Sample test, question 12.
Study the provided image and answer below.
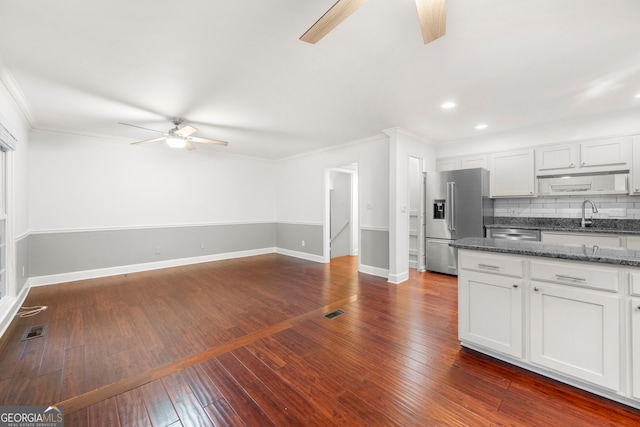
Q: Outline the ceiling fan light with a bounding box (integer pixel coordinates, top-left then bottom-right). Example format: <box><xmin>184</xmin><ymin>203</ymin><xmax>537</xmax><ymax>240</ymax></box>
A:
<box><xmin>166</xmin><ymin>137</ymin><xmax>186</xmax><ymax>148</ymax></box>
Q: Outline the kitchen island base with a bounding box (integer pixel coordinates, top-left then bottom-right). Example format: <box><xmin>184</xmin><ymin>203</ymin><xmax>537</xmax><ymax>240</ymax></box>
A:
<box><xmin>453</xmin><ymin>242</ymin><xmax>640</xmax><ymax>411</ymax></box>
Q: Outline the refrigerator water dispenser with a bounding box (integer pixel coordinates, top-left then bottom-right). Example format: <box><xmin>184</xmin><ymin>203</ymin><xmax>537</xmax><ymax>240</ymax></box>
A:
<box><xmin>433</xmin><ymin>200</ymin><xmax>446</xmax><ymax>219</ymax></box>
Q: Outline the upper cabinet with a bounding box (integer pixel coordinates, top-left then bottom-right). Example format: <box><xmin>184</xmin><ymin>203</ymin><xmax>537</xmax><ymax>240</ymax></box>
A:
<box><xmin>436</xmin><ymin>154</ymin><xmax>487</xmax><ymax>172</ymax></box>
<box><xmin>435</xmin><ymin>135</ymin><xmax>636</xmax><ymax>198</ymax></box>
<box><xmin>489</xmin><ymin>149</ymin><xmax>535</xmax><ymax>198</ymax></box>
<box><xmin>536</xmin><ymin>137</ymin><xmax>632</xmax><ymax>177</ymax></box>
<box><xmin>435</xmin><ymin>158</ymin><xmax>460</xmax><ymax>172</ymax></box>
<box><xmin>536</xmin><ymin>143</ymin><xmax>578</xmax><ymax>173</ymax></box>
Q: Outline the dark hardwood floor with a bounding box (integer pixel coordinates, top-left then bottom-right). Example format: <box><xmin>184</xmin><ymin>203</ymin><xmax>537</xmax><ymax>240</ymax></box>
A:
<box><xmin>1</xmin><ymin>254</ymin><xmax>639</xmax><ymax>426</ymax></box>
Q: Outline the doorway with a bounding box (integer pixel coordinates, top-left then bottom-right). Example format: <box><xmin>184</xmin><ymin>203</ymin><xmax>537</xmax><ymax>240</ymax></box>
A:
<box><xmin>324</xmin><ymin>163</ymin><xmax>359</xmax><ymax>263</ymax></box>
<box><xmin>408</xmin><ymin>156</ymin><xmax>425</xmax><ymax>271</ymax></box>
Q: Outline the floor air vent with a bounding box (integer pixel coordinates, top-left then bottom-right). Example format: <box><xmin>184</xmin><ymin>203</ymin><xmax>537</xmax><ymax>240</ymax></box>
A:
<box><xmin>22</xmin><ymin>325</ymin><xmax>47</xmax><ymax>341</ymax></box>
<box><xmin>324</xmin><ymin>309</ymin><xmax>344</xmax><ymax>319</ymax></box>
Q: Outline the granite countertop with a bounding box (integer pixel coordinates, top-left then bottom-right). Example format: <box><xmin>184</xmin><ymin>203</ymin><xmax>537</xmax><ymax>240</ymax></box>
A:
<box><xmin>486</xmin><ymin>218</ymin><xmax>640</xmax><ymax>235</ymax></box>
<box><xmin>451</xmin><ymin>237</ymin><xmax>640</xmax><ymax>267</ymax></box>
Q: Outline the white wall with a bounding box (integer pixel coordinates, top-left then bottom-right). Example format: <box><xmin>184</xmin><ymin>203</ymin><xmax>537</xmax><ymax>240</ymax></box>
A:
<box><xmin>435</xmin><ymin>108</ymin><xmax>640</xmax><ymax>158</ymax></box>
<box><xmin>28</xmin><ymin>131</ymin><xmax>277</xmax><ymax>232</ymax></box>
<box><xmin>275</xmin><ymin>135</ymin><xmax>390</xmax><ymax>229</ymax></box>
<box><xmin>0</xmin><ymin>82</ymin><xmax>30</xmax><ymax>237</ymax></box>
<box><xmin>387</xmin><ymin>129</ymin><xmax>436</xmax><ymax>283</ymax></box>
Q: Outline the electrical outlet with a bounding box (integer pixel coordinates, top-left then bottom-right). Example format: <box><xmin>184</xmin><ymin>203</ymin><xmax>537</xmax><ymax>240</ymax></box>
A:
<box><xmin>201</xmin><ymin>242</ymin><xmax>205</xmax><ymax>249</ymax></box>
<box><xmin>301</xmin><ymin>240</ymin><xmax>305</xmax><ymax>247</ymax></box>
<box><xmin>509</xmin><ymin>208</ymin><xmax>518</xmax><ymax>216</ymax></box>
<box><xmin>21</xmin><ymin>266</ymin><xmax>25</xmax><ymax>277</ymax></box>
<box><xmin>155</xmin><ymin>247</ymin><xmax>161</xmax><ymax>255</ymax></box>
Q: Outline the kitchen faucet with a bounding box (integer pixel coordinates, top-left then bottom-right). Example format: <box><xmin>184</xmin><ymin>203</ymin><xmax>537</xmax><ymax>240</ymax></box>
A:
<box><xmin>581</xmin><ymin>199</ymin><xmax>598</xmax><ymax>228</ymax></box>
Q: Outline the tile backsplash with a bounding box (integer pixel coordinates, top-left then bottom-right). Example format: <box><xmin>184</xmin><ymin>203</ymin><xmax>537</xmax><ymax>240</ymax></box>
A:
<box><xmin>494</xmin><ymin>195</ymin><xmax>640</xmax><ymax>219</ymax></box>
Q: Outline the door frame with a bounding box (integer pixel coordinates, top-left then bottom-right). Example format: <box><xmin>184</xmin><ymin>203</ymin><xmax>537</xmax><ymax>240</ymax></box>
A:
<box><xmin>323</xmin><ymin>163</ymin><xmax>359</xmax><ymax>263</ymax></box>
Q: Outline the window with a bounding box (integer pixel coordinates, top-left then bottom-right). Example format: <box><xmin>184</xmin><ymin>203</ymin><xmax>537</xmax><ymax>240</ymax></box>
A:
<box><xmin>0</xmin><ymin>150</ymin><xmax>5</xmax><ymax>300</ymax></box>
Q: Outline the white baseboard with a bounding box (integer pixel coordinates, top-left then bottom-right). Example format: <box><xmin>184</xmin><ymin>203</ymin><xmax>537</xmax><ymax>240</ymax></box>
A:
<box><xmin>0</xmin><ymin>283</ymin><xmax>30</xmax><ymax>339</ymax></box>
<box><xmin>29</xmin><ymin>248</ymin><xmax>277</xmax><ymax>287</ymax></box>
<box><xmin>387</xmin><ymin>271</ymin><xmax>409</xmax><ymax>284</ymax></box>
<box><xmin>358</xmin><ymin>264</ymin><xmax>389</xmax><ymax>279</ymax></box>
<box><xmin>275</xmin><ymin>248</ymin><xmax>325</xmax><ymax>263</ymax></box>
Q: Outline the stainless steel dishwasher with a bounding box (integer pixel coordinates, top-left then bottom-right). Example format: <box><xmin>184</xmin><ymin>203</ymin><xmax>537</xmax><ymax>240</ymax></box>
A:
<box><xmin>486</xmin><ymin>228</ymin><xmax>541</xmax><ymax>241</ymax></box>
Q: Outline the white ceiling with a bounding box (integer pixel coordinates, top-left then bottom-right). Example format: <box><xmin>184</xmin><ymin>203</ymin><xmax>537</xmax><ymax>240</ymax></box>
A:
<box><xmin>1</xmin><ymin>0</ymin><xmax>639</xmax><ymax>159</ymax></box>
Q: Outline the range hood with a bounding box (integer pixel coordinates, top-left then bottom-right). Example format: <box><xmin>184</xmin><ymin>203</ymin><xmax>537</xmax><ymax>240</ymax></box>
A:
<box><xmin>538</xmin><ymin>171</ymin><xmax>628</xmax><ymax>196</ymax></box>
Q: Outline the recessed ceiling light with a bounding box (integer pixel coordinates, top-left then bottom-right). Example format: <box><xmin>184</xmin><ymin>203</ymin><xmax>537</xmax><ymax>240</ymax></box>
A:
<box><xmin>475</xmin><ymin>124</ymin><xmax>488</xmax><ymax>130</ymax></box>
<box><xmin>441</xmin><ymin>102</ymin><xmax>456</xmax><ymax>109</ymax></box>
<box><xmin>636</xmin><ymin>93</ymin><xmax>640</xmax><ymax>98</ymax></box>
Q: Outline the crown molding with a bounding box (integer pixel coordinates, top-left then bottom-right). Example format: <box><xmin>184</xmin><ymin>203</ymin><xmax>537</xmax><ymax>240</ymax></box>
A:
<box><xmin>0</xmin><ymin>54</ymin><xmax>37</xmax><ymax>128</ymax></box>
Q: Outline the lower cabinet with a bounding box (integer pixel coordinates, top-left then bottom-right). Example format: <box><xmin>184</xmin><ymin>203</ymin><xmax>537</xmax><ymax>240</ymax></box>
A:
<box><xmin>529</xmin><ymin>282</ymin><xmax>620</xmax><ymax>391</ymax></box>
<box><xmin>457</xmin><ymin>249</ymin><xmax>633</xmax><ymax>406</ymax></box>
<box><xmin>458</xmin><ymin>271</ymin><xmax>523</xmax><ymax>358</ymax></box>
<box><xmin>632</xmin><ymin>298</ymin><xmax>640</xmax><ymax>400</ymax></box>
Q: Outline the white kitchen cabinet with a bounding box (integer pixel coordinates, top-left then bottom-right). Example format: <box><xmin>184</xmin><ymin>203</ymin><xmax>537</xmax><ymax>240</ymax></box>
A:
<box><xmin>436</xmin><ymin>154</ymin><xmax>488</xmax><ymax>172</ymax></box>
<box><xmin>458</xmin><ymin>251</ymin><xmax>524</xmax><ymax>358</ymax></box>
<box><xmin>489</xmin><ymin>149</ymin><xmax>535</xmax><ymax>198</ymax></box>
<box><xmin>541</xmin><ymin>231</ymin><xmax>623</xmax><ymax>248</ymax></box>
<box><xmin>580</xmin><ymin>137</ymin><xmax>631</xmax><ymax>170</ymax></box>
<box><xmin>529</xmin><ymin>277</ymin><xmax>620</xmax><ymax>391</ymax></box>
<box><xmin>536</xmin><ymin>143</ymin><xmax>578</xmax><ymax>173</ymax></box>
<box><xmin>460</xmin><ymin>154</ymin><xmax>488</xmax><ymax>170</ymax></box>
<box><xmin>535</xmin><ymin>137</ymin><xmax>632</xmax><ymax>177</ymax></box>
<box><xmin>631</xmin><ymin>274</ymin><xmax>640</xmax><ymax>400</ymax></box>
<box><xmin>631</xmin><ymin>298</ymin><xmax>640</xmax><ymax>400</ymax></box>
<box><xmin>458</xmin><ymin>271</ymin><xmax>523</xmax><ymax>358</ymax></box>
<box><xmin>631</xmin><ymin>136</ymin><xmax>640</xmax><ymax>194</ymax></box>
<box><xmin>436</xmin><ymin>158</ymin><xmax>460</xmax><ymax>172</ymax></box>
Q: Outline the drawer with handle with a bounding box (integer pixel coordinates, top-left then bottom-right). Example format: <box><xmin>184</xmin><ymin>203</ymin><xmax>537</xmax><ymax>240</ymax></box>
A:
<box><xmin>459</xmin><ymin>250</ymin><xmax>524</xmax><ymax>278</ymax></box>
<box><xmin>530</xmin><ymin>259</ymin><xmax>618</xmax><ymax>292</ymax></box>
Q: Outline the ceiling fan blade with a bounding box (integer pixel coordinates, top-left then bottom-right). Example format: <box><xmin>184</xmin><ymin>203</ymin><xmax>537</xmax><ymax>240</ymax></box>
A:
<box><xmin>187</xmin><ymin>136</ymin><xmax>229</xmax><ymax>146</ymax></box>
<box><xmin>175</xmin><ymin>125</ymin><xmax>198</xmax><ymax>137</ymax></box>
<box><xmin>300</xmin><ymin>0</ymin><xmax>368</xmax><ymax>44</ymax></box>
<box><xmin>415</xmin><ymin>0</ymin><xmax>446</xmax><ymax>44</ymax></box>
<box><xmin>119</xmin><ymin>122</ymin><xmax>165</xmax><ymax>134</ymax></box>
<box><xmin>184</xmin><ymin>141</ymin><xmax>196</xmax><ymax>151</ymax></box>
<box><xmin>130</xmin><ymin>137</ymin><xmax>165</xmax><ymax>145</ymax></box>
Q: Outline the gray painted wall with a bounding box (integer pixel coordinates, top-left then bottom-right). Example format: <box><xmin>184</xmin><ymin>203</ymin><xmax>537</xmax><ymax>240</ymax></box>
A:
<box><xmin>276</xmin><ymin>223</ymin><xmax>323</xmax><ymax>256</ymax></box>
<box><xmin>28</xmin><ymin>223</ymin><xmax>276</xmax><ymax>277</ymax></box>
<box><xmin>361</xmin><ymin>229</ymin><xmax>389</xmax><ymax>269</ymax></box>
<box><xmin>22</xmin><ymin>221</ymin><xmax>386</xmax><ymax>281</ymax></box>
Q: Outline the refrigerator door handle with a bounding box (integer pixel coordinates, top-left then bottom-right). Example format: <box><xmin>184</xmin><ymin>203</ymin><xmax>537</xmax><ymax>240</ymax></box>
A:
<box><xmin>447</xmin><ymin>182</ymin><xmax>456</xmax><ymax>231</ymax></box>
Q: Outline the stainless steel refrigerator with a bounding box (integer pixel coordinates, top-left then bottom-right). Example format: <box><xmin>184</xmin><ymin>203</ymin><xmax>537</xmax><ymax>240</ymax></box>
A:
<box><xmin>425</xmin><ymin>168</ymin><xmax>493</xmax><ymax>275</ymax></box>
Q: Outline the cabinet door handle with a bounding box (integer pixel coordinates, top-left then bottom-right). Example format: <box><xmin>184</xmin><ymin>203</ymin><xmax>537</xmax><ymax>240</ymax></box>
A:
<box><xmin>478</xmin><ymin>264</ymin><xmax>500</xmax><ymax>270</ymax></box>
<box><xmin>534</xmin><ymin>287</ymin><xmax>540</xmax><ymax>292</ymax></box>
<box><xmin>513</xmin><ymin>284</ymin><xmax>519</xmax><ymax>288</ymax></box>
<box><xmin>555</xmin><ymin>274</ymin><xmax>586</xmax><ymax>282</ymax></box>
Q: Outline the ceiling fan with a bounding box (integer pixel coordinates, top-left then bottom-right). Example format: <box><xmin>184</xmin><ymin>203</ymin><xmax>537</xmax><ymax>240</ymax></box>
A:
<box><xmin>119</xmin><ymin>118</ymin><xmax>229</xmax><ymax>151</ymax></box>
<box><xmin>300</xmin><ymin>0</ymin><xmax>446</xmax><ymax>45</ymax></box>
